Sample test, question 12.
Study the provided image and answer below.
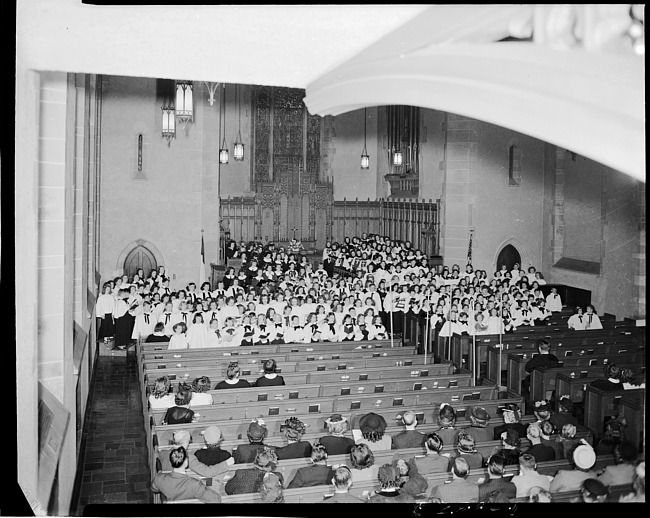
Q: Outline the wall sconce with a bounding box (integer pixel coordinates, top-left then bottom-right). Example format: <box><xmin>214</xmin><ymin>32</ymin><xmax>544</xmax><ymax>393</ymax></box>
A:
<box><xmin>175</xmin><ymin>81</ymin><xmax>193</xmax><ymax>128</ymax></box>
<box><xmin>219</xmin><ymin>83</ymin><xmax>229</xmax><ymax>164</ymax></box>
<box><xmin>161</xmin><ymin>105</ymin><xmax>175</xmax><ymax>146</ymax></box>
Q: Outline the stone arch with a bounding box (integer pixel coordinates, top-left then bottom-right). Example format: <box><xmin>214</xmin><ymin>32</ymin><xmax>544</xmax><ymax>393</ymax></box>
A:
<box><xmin>493</xmin><ymin>238</ymin><xmax>532</xmax><ymax>274</ymax></box>
<box><xmin>114</xmin><ymin>239</ymin><xmax>166</xmax><ymax>278</ymax></box>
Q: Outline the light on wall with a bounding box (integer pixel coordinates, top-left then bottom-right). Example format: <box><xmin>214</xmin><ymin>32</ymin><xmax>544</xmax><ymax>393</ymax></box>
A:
<box><xmin>234</xmin><ymin>84</ymin><xmax>244</xmax><ymax>161</ymax></box>
<box><xmin>393</xmin><ymin>150</ymin><xmax>403</xmax><ymax>166</ymax></box>
<box><xmin>219</xmin><ymin>83</ymin><xmax>229</xmax><ymax>164</ymax></box>
<box><xmin>161</xmin><ymin>105</ymin><xmax>175</xmax><ymax>145</ymax></box>
<box><xmin>361</xmin><ymin>107</ymin><xmax>370</xmax><ymax>170</ymax></box>
<box><xmin>175</xmin><ymin>81</ymin><xmax>193</xmax><ymax>127</ymax></box>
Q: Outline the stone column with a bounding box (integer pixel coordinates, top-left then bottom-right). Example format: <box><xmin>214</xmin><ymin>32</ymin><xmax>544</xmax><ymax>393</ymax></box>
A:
<box><xmin>633</xmin><ymin>182</ymin><xmax>646</xmax><ymax>319</ymax></box>
<box><xmin>551</xmin><ymin>147</ymin><xmax>566</xmax><ymax>264</ymax></box>
<box><xmin>440</xmin><ymin>113</ymin><xmax>479</xmax><ymax>266</ymax></box>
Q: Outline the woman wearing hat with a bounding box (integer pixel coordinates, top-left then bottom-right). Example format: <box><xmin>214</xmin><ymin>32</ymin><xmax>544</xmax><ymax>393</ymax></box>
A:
<box><xmin>466</xmin><ymin>406</ymin><xmax>492</xmax><ymax>443</ymax></box>
<box><xmin>233</xmin><ymin>418</ymin><xmax>273</xmax><ymax>464</ymax></box>
<box><xmin>367</xmin><ymin>464</ymin><xmax>416</xmax><ymax>503</ymax></box>
<box><xmin>492</xmin><ymin>403</ymin><xmax>527</xmax><ymax>442</ymax></box>
<box><xmin>351</xmin><ymin>412</ymin><xmax>392</xmax><ymax>451</ymax></box>
<box><xmin>435</xmin><ymin>403</ymin><xmax>458</xmax><ymax>446</ymax></box>
<box><xmin>453</xmin><ymin>431</ymin><xmax>484</xmax><ymax>470</ymax></box>
<box><xmin>275</xmin><ymin>417</ymin><xmax>312</xmax><ymax>460</ymax></box>
<box><xmin>493</xmin><ymin>428</ymin><xmax>523</xmax><ymax>466</ymax></box>
<box><xmin>571</xmin><ymin>478</ymin><xmax>610</xmax><ymax>503</ymax></box>
<box><xmin>549</xmin><ymin>395</ymin><xmax>578</xmax><ymax>430</ymax></box>
<box><xmin>549</xmin><ymin>440</ymin><xmax>598</xmax><ymax>493</ymax></box>
<box><xmin>319</xmin><ymin>414</ymin><xmax>355</xmax><ymax>456</ymax></box>
<box><xmin>224</xmin><ymin>446</ymin><xmax>284</xmax><ymax>495</ymax></box>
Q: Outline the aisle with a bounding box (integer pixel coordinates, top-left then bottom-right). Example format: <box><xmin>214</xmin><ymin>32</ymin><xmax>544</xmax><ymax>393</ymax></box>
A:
<box><xmin>73</xmin><ymin>352</ymin><xmax>152</xmax><ymax>513</ymax></box>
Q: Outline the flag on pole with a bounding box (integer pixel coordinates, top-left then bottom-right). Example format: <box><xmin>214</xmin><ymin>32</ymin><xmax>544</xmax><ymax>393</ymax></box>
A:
<box><xmin>199</xmin><ymin>232</ymin><xmax>206</xmax><ymax>285</ymax></box>
<box><xmin>467</xmin><ymin>230</ymin><xmax>473</xmax><ymax>266</ymax></box>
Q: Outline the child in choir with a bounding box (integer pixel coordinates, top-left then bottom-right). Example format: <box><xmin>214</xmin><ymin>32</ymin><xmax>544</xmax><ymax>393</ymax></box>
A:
<box><xmin>303</xmin><ymin>313</ymin><xmax>320</xmax><ymax>343</ymax></box>
<box><xmin>206</xmin><ymin>319</ymin><xmax>223</xmax><ymax>348</ymax></box>
<box><xmin>145</xmin><ymin>322</ymin><xmax>169</xmax><ymax>343</ymax></box>
<box><xmin>532</xmin><ymin>299</ymin><xmax>552</xmax><ymax>323</ymax></box>
<box><xmin>354</xmin><ymin>314</ymin><xmax>370</xmax><ymax>341</ymax></box>
<box><xmin>583</xmin><ymin>305</ymin><xmax>603</xmax><ymax>330</ymax></box>
<box><xmin>545</xmin><ymin>287</ymin><xmax>563</xmax><ymax>312</ymax></box>
<box><xmin>186</xmin><ymin>313</ymin><xmax>209</xmax><ymax>349</ymax></box>
<box><xmin>199</xmin><ymin>281</ymin><xmax>212</xmax><ymax>300</ymax></box>
<box><xmin>254</xmin><ymin>314</ymin><xmax>272</xmax><ymax>345</ymax></box>
<box><xmin>514</xmin><ymin>300</ymin><xmax>535</xmax><ymax>327</ymax></box>
<box><xmin>339</xmin><ymin>315</ymin><xmax>356</xmax><ymax>341</ymax></box>
<box><xmin>368</xmin><ymin>315</ymin><xmax>388</xmax><ymax>340</ymax></box>
<box><xmin>177</xmin><ymin>300</ymin><xmax>192</xmax><ymax>328</ymax></box>
<box><xmin>131</xmin><ymin>300</ymin><xmax>155</xmax><ymax>342</ymax></box>
<box><xmin>471</xmin><ymin>312</ymin><xmax>489</xmax><ymax>335</ymax></box>
<box><xmin>185</xmin><ymin>282</ymin><xmax>199</xmax><ymax>305</ymax></box>
<box><xmin>168</xmin><ymin>322</ymin><xmax>189</xmax><ymax>350</ymax></box>
<box><xmin>240</xmin><ymin>315</ymin><xmax>255</xmax><ymax>346</ymax></box>
<box><xmin>567</xmin><ymin>306</ymin><xmax>585</xmax><ymax>331</ymax></box>
<box><xmin>159</xmin><ymin>301</ymin><xmax>176</xmax><ymax>336</ymax></box>
<box><xmin>220</xmin><ymin>316</ymin><xmax>242</xmax><ymax>347</ymax></box>
<box><xmin>270</xmin><ymin>313</ymin><xmax>286</xmax><ymax>344</ymax></box>
<box><xmin>112</xmin><ymin>289</ymin><xmax>134</xmax><ymax>349</ymax></box>
<box><xmin>203</xmin><ymin>300</ymin><xmax>220</xmax><ymax>329</ymax></box>
<box><xmin>319</xmin><ymin>312</ymin><xmax>339</xmax><ymax>342</ymax></box>
<box><xmin>284</xmin><ymin>315</ymin><xmax>304</xmax><ymax>344</ymax></box>
<box><xmin>438</xmin><ymin>311</ymin><xmax>461</xmax><ymax>337</ymax></box>
<box><xmin>96</xmin><ymin>282</ymin><xmax>116</xmax><ymax>342</ymax></box>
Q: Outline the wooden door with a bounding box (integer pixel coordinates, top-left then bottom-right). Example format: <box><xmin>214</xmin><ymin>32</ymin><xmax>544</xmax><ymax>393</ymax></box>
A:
<box><xmin>496</xmin><ymin>244</ymin><xmax>521</xmax><ymax>272</ymax></box>
<box><xmin>123</xmin><ymin>245</ymin><xmax>157</xmax><ymax>279</ymax></box>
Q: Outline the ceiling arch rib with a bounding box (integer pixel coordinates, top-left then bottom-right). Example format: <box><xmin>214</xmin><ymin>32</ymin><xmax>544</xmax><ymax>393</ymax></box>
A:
<box><xmin>304</xmin><ymin>43</ymin><xmax>645</xmax><ymax>183</ymax></box>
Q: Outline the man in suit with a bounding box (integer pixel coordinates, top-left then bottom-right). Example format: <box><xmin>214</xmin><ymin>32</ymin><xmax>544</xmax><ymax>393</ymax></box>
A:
<box><xmin>524</xmin><ymin>423</ymin><xmax>556</xmax><ymax>463</ymax></box>
<box><xmin>521</xmin><ymin>339</ymin><xmax>559</xmax><ymax>401</ymax></box>
<box><xmin>478</xmin><ymin>454</ymin><xmax>517</xmax><ymax>502</ymax></box>
<box><xmin>287</xmin><ymin>442</ymin><xmax>335</xmax><ymax>488</ymax></box>
<box><xmin>414</xmin><ymin>433</ymin><xmax>451</xmax><ymax>474</ymax></box>
<box><xmin>151</xmin><ymin>447</ymin><xmax>222</xmax><ymax>503</ymax></box>
<box><xmin>323</xmin><ymin>466</ymin><xmax>365</xmax><ymax>503</ymax></box>
<box><xmin>392</xmin><ymin>410</ymin><xmax>426</xmax><ymax>449</ymax></box>
<box><xmin>429</xmin><ymin>457</ymin><xmax>479</xmax><ymax>503</ymax></box>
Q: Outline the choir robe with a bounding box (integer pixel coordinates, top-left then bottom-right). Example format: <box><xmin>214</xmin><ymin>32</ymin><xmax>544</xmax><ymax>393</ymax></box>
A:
<box><xmin>202</xmin><ymin>310</ymin><xmax>220</xmax><ymax>328</ymax></box>
<box><xmin>113</xmin><ymin>298</ymin><xmax>134</xmax><ymax>347</ymax></box>
<box><xmin>284</xmin><ymin>325</ymin><xmax>307</xmax><ymax>344</ymax></box>
<box><xmin>159</xmin><ymin>312</ymin><xmax>176</xmax><ymax>336</ymax></box>
<box><xmin>318</xmin><ymin>322</ymin><xmax>339</xmax><ymax>342</ymax></box>
<box><xmin>131</xmin><ymin>311</ymin><xmax>155</xmax><ymax>340</ymax></box>
<box><xmin>96</xmin><ymin>293</ymin><xmax>116</xmax><ymax>339</ymax></box>
<box><xmin>567</xmin><ymin>313</ymin><xmax>586</xmax><ymax>331</ymax></box>
<box><xmin>367</xmin><ymin>323</ymin><xmax>388</xmax><ymax>340</ymax></box>
<box><xmin>186</xmin><ymin>323</ymin><xmax>209</xmax><ymax>349</ymax></box>
<box><xmin>168</xmin><ymin>333</ymin><xmax>189</xmax><ymax>350</ymax></box>
<box><xmin>545</xmin><ymin>292</ymin><xmax>563</xmax><ymax>312</ymax></box>
<box><xmin>206</xmin><ymin>329</ymin><xmax>222</xmax><ymax>348</ymax></box>
<box><xmin>583</xmin><ymin>313</ymin><xmax>603</xmax><ymax>330</ymax></box>
<box><xmin>220</xmin><ymin>326</ymin><xmax>243</xmax><ymax>347</ymax></box>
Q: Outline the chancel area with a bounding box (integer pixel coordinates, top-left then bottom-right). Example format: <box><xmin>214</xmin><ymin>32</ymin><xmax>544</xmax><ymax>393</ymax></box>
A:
<box><xmin>14</xmin><ymin>2</ymin><xmax>645</xmax><ymax>515</ymax></box>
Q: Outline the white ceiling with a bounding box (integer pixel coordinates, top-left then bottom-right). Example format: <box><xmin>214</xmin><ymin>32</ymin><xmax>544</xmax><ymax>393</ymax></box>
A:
<box><xmin>17</xmin><ymin>0</ymin><xmax>429</xmax><ymax>88</ymax></box>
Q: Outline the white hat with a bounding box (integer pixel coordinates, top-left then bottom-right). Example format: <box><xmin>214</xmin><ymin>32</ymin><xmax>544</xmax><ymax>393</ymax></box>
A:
<box><xmin>573</xmin><ymin>444</ymin><xmax>596</xmax><ymax>470</ymax></box>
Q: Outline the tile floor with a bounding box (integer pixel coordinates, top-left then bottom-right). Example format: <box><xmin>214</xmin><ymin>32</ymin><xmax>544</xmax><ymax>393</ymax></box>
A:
<box><xmin>74</xmin><ymin>351</ymin><xmax>152</xmax><ymax>514</ymax></box>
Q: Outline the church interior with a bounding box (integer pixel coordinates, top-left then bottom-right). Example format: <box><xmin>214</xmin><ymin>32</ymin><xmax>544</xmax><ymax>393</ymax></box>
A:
<box><xmin>14</xmin><ymin>2</ymin><xmax>645</xmax><ymax>514</ymax></box>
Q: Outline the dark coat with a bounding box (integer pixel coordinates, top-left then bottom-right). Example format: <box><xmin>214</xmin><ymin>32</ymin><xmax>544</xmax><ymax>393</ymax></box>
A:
<box><xmin>224</xmin><ymin>467</ymin><xmax>284</xmax><ymax>495</ymax></box>
<box><xmin>275</xmin><ymin>441</ymin><xmax>312</xmax><ymax>460</ymax></box>
<box><xmin>287</xmin><ymin>464</ymin><xmax>335</xmax><ymax>489</ymax></box>
<box><xmin>318</xmin><ymin>435</ymin><xmax>356</xmax><ymax>456</ymax></box>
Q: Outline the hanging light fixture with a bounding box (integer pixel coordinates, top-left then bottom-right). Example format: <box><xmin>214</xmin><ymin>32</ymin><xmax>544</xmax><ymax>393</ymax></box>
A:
<box><xmin>361</xmin><ymin>108</ymin><xmax>370</xmax><ymax>170</ymax></box>
<box><xmin>219</xmin><ymin>84</ymin><xmax>229</xmax><ymax>164</ymax></box>
<box><xmin>161</xmin><ymin>104</ymin><xmax>175</xmax><ymax>146</ymax></box>
<box><xmin>233</xmin><ymin>84</ymin><xmax>245</xmax><ymax>161</ymax></box>
<box><xmin>175</xmin><ymin>80</ymin><xmax>193</xmax><ymax>128</ymax></box>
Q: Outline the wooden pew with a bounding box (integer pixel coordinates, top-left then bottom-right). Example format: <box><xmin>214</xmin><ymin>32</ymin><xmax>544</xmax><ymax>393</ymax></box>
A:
<box><xmin>528</xmin><ymin>351</ymin><xmax>642</xmax><ymax>402</ymax></box>
<box><xmin>149</xmin><ymin>385</ymin><xmax>499</xmax><ymax>425</ymax></box>
<box><xmin>583</xmin><ymin>385</ymin><xmax>646</xmax><ymax>442</ymax></box>
<box><xmin>146</xmin><ymin>373</ymin><xmax>474</xmax><ymax>406</ymax></box>
<box><xmin>151</xmin><ymin>396</ymin><xmax>525</xmax><ymax>446</ymax></box>
<box><xmin>159</xmin><ymin>453</ymin><xmax>616</xmax><ymax>503</ymax></box>
<box><xmin>448</xmin><ymin>325</ymin><xmax>644</xmax><ymax>378</ymax></box>
<box><xmin>507</xmin><ymin>351</ymin><xmax>641</xmax><ymax>399</ymax></box>
<box><xmin>485</xmin><ymin>341</ymin><xmax>643</xmax><ymax>385</ymax></box>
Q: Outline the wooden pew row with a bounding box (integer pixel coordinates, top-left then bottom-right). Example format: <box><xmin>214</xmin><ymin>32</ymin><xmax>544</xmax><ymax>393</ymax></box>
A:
<box><xmin>149</xmin><ymin>385</ymin><xmax>500</xmax><ymax>425</ymax></box>
<box><xmin>442</xmin><ymin>325</ymin><xmax>644</xmax><ymax>374</ymax></box>
<box><xmin>143</xmin><ymin>355</ymin><xmax>432</xmax><ymax>383</ymax></box>
<box><xmin>146</xmin><ymin>373</ymin><xmax>474</xmax><ymax>405</ymax></box>
<box><xmin>155</xmin><ymin>415</ymin><xmax>551</xmax><ymax>458</ymax></box>
<box><xmin>485</xmin><ymin>341</ymin><xmax>644</xmax><ymax>385</ymax></box>
<box><xmin>141</xmin><ymin>338</ymin><xmax>400</xmax><ymax>360</ymax></box>
<box><xmin>511</xmin><ymin>483</ymin><xmax>634</xmax><ymax>503</ymax></box>
<box><xmin>507</xmin><ymin>350</ymin><xmax>642</xmax><ymax>399</ymax></box>
<box><xmin>160</xmin><ymin>454</ymin><xmax>616</xmax><ymax>504</ymax></box>
<box><xmin>527</xmin><ymin>351</ymin><xmax>643</xmax><ymax>402</ymax></box>
<box><xmin>141</xmin><ymin>346</ymin><xmax>421</xmax><ymax>374</ymax></box>
<box><xmin>583</xmin><ymin>385</ymin><xmax>646</xmax><ymax>444</ymax></box>
<box><xmin>144</xmin><ymin>363</ymin><xmax>456</xmax><ymax>395</ymax></box>
<box><xmin>150</xmin><ymin>396</ymin><xmax>525</xmax><ymax>447</ymax></box>
<box><xmin>555</xmin><ymin>370</ymin><xmax>646</xmax><ymax>404</ymax></box>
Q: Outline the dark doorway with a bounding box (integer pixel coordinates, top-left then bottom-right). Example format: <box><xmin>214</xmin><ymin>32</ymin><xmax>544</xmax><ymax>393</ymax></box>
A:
<box><xmin>123</xmin><ymin>245</ymin><xmax>157</xmax><ymax>279</ymax></box>
<box><xmin>496</xmin><ymin>244</ymin><xmax>521</xmax><ymax>272</ymax></box>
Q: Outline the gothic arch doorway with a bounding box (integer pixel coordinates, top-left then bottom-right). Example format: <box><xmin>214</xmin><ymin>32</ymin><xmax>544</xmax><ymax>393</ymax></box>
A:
<box><xmin>123</xmin><ymin>245</ymin><xmax>158</xmax><ymax>279</ymax></box>
<box><xmin>496</xmin><ymin>244</ymin><xmax>521</xmax><ymax>272</ymax></box>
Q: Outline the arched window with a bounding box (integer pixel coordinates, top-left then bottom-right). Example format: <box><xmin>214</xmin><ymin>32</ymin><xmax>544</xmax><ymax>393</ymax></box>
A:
<box><xmin>508</xmin><ymin>144</ymin><xmax>521</xmax><ymax>186</ymax></box>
